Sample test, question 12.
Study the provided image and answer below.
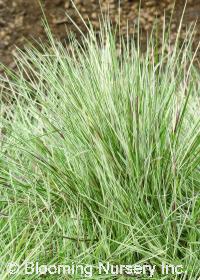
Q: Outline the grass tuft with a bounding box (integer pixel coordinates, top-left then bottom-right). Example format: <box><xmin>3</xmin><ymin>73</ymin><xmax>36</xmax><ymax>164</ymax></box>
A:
<box><xmin>0</xmin><ymin>16</ymin><xmax>200</xmax><ymax>279</ymax></box>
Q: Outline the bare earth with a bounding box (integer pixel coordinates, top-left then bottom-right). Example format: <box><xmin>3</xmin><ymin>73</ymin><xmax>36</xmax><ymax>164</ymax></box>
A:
<box><xmin>0</xmin><ymin>0</ymin><xmax>200</xmax><ymax>72</ymax></box>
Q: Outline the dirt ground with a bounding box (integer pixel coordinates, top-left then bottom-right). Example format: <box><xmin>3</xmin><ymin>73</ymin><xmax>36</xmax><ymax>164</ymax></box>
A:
<box><xmin>0</xmin><ymin>0</ymin><xmax>200</xmax><ymax>72</ymax></box>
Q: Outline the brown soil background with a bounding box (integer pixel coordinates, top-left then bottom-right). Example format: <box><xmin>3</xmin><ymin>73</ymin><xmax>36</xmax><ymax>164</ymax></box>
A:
<box><xmin>0</xmin><ymin>0</ymin><xmax>200</xmax><ymax>71</ymax></box>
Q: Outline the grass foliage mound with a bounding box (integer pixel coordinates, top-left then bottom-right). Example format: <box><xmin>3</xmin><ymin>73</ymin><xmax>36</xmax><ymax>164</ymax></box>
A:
<box><xmin>0</xmin><ymin>19</ymin><xmax>200</xmax><ymax>279</ymax></box>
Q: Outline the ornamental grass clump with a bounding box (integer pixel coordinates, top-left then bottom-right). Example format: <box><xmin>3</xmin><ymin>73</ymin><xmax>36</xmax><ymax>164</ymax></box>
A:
<box><xmin>0</xmin><ymin>16</ymin><xmax>200</xmax><ymax>279</ymax></box>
